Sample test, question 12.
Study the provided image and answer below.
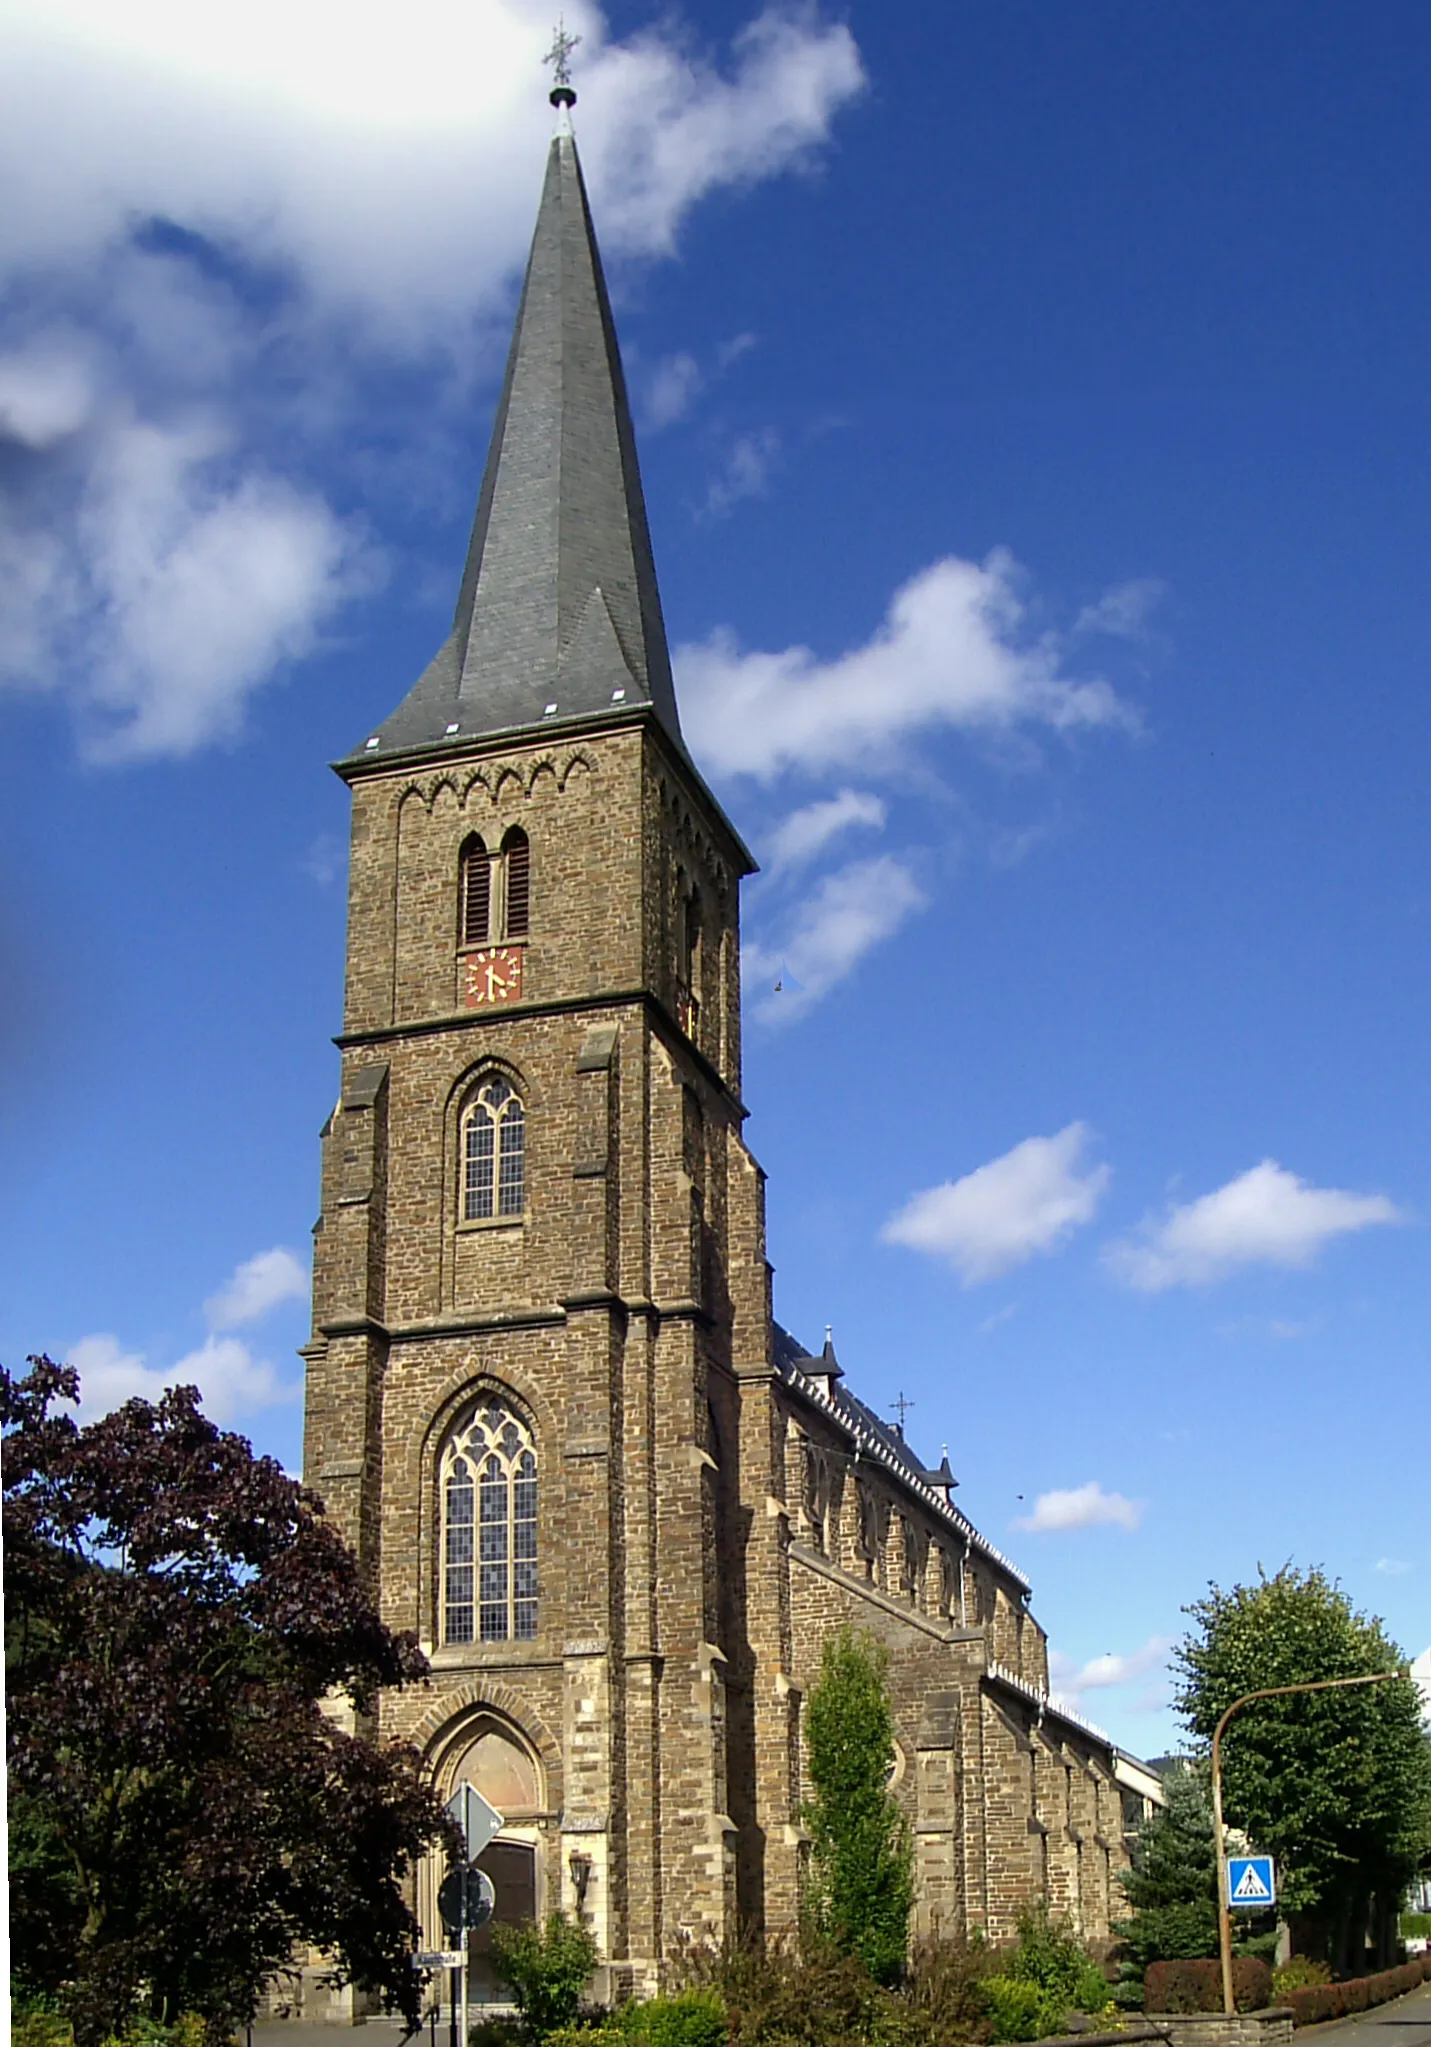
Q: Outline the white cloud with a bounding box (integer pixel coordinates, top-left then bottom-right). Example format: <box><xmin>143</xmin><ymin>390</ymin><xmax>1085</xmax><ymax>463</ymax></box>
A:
<box><xmin>978</xmin><ymin>1304</ymin><xmax>1017</xmax><ymax>1334</ymax></box>
<box><xmin>68</xmin><ymin>1330</ymin><xmax>300</xmax><ymax>1425</ymax></box>
<box><xmin>767</xmin><ymin>789</ymin><xmax>886</xmax><ymax>872</ymax></box>
<box><xmin>81</xmin><ymin>418</ymin><xmax>362</xmax><ymax>759</ymax></box>
<box><xmin>0</xmin><ymin>376</ymin><xmax>365</xmax><ymax>757</ymax></box>
<box><xmin>0</xmin><ymin>4</ymin><xmax>865</xmax><ymax>758</ymax></box>
<box><xmin>1074</xmin><ymin>577</ymin><xmax>1166</xmax><ymax>640</ymax></box>
<box><xmin>0</xmin><ymin>2</ymin><xmax>864</xmax><ymax>333</ymax></box>
<box><xmin>642</xmin><ymin>351</ymin><xmax>703</xmax><ymax>430</ymax></box>
<box><xmin>705</xmin><ymin>428</ymin><xmax>780</xmax><ymax>516</ymax></box>
<box><xmin>1049</xmin><ymin>1632</ymin><xmax>1172</xmax><ymax>1701</ymax></box>
<box><xmin>0</xmin><ymin>340</ymin><xmax>96</xmax><ymax>447</ymax></box>
<box><xmin>678</xmin><ymin>551</ymin><xmax>1135</xmax><ymax>780</ymax></box>
<box><xmin>881</xmin><ymin>1122</ymin><xmax>1109</xmax><ymax>1284</ymax></box>
<box><xmin>744</xmin><ymin>855</ymin><xmax>924</xmax><ymax>1022</ymax></box>
<box><xmin>638</xmin><ymin>331</ymin><xmax>756</xmax><ymax>430</ymax></box>
<box><xmin>1015</xmin><ymin>1481</ymin><xmax>1144</xmax><ymax>1535</ymax></box>
<box><xmin>1374</xmin><ymin>1558</ymin><xmax>1412</xmax><ymax>1577</ymax></box>
<box><xmin>204</xmin><ymin>1246</ymin><xmax>309</xmax><ymax>1331</ymax></box>
<box><xmin>1106</xmin><ymin>1159</ymin><xmax>1401</xmax><ymax>1292</ymax></box>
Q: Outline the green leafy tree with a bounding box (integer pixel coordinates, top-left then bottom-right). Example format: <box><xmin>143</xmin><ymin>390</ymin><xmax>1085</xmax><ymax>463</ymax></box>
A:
<box><xmin>1115</xmin><ymin>1761</ymin><xmax>1221</xmax><ymax>1970</ymax></box>
<box><xmin>3</xmin><ymin>1356</ymin><xmax>456</xmax><ymax>2047</ymax></box>
<box><xmin>1174</xmin><ymin>1567</ymin><xmax>1431</xmax><ymax>1973</ymax></box>
<box><xmin>802</xmin><ymin>1626</ymin><xmax>914</xmax><ymax>1985</ymax></box>
<box><xmin>489</xmin><ymin>1913</ymin><xmax>599</xmax><ymax>2038</ymax></box>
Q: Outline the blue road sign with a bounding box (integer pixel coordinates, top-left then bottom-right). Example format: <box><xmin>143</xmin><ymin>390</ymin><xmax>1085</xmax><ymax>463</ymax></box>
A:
<box><xmin>1227</xmin><ymin>1856</ymin><xmax>1276</xmax><ymax>1908</ymax></box>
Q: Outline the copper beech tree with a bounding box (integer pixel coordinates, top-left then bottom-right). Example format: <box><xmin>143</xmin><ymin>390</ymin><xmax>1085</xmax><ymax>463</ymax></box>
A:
<box><xmin>3</xmin><ymin>1356</ymin><xmax>457</xmax><ymax>2047</ymax></box>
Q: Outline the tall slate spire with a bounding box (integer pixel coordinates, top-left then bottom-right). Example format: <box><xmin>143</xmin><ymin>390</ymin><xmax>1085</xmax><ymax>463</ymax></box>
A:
<box><xmin>351</xmin><ymin>127</ymin><xmax>683</xmax><ymax>763</ymax></box>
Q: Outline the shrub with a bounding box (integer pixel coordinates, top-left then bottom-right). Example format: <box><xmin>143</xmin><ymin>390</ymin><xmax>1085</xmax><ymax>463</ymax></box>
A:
<box><xmin>901</xmin><ymin>1932</ymin><xmax>998</xmax><ymax>2040</ymax></box>
<box><xmin>1272</xmin><ymin>1959</ymin><xmax>1331</xmax><ymax>1998</ymax></box>
<box><xmin>490</xmin><ymin>1914</ymin><xmax>601</xmax><ymax>2040</ymax></box>
<box><xmin>15</xmin><ymin>2016</ymin><xmax>75</xmax><ymax>2047</ymax></box>
<box><xmin>983</xmin><ymin>1977</ymin><xmax>1060</xmax><ymax>2043</ymax></box>
<box><xmin>999</xmin><ymin>1905</ymin><xmax>1111</xmax><ymax>2025</ymax></box>
<box><xmin>471</xmin><ymin>2021</ymin><xmax>528</xmax><ymax>2047</ymax></box>
<box><xmin>1144</xmin><ymin>1957</ymin><xmax>1272</xmax><ymax>2013</ymax></box>
<box><xmin>671</xmin><ymin>1934</ymin><xmax>883</xmax><ymax>2047</ymax></box>
<box><xmin>621</xmin><ymin>1992</ymin><xmax>728</xmax><ymax>2047</ymax></box>
<box><xmin>1073</xmin><ymin>1963</ymin><xmax>1115</xmax><ymax>2017</ymax></box>
<box><xmin>1403</xmin><ymin>1914</ymin><xmax>1431</xmax><ymax>1940</ymax></box>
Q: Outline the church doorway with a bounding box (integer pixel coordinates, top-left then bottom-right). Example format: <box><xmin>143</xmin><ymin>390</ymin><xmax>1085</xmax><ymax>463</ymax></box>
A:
<box><xmin>423</xmin><ymin>1713</ymin><xmax>547</xmax><ymax>2005</ymax></box>
<box><xmin>468</xmin><ymin>1836</ymin><xmax>538</xmax><ymax>2002</ymax></box>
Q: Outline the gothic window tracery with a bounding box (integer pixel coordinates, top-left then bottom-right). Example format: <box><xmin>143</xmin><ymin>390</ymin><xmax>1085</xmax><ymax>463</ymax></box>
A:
<box><xmin>442</xmin><ymin>1398</ymin><xmax>538</xmax><ymax>1644</ymax></box>
<box><xmin>900</xmin><ymin>1513</ymin><xmax>929</xmax><ymax>1602</ymax></box>
<box><xmin>462</xmin><ymin>1075</ymin><xmax>526</xmax><ymax>1221</ymax></box>
<box><xmin>854</xmin><ymin>1477</ymin><xmax>891</xmax><ymax>1582</ymax></box>
<box><xmin>800</xmin><ymin>1436</ymin><xmax>835</xmax><ymax>1553</ymax></box>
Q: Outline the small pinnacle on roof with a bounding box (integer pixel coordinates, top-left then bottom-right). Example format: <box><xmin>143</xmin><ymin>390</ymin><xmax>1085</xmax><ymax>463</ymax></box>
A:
<box><xmin>545</xmin><ymin>18</ymin><xmax>580</xmax><ymax>108</ymax></box>
<box><xmin>923</xmin><ymin>1449</ymin><xmax>958</xmax><ymax>1495</ymax></box>
<box><xmin>812</xmin><ymin>1327</ymin><xmax>844</xmax><ymax>1382</ymax></box>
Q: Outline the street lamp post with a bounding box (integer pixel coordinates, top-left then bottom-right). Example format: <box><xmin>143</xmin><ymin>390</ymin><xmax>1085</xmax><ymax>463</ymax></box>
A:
<box><xmin>1211</xmin><ymin>1670</ymin><xmax>1408</xmax><ymax>2016</ymax></box>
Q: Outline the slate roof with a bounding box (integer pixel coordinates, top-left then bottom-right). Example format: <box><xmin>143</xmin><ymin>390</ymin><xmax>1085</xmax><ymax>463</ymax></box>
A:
<box><xmin>345</xmin><ymin>127</ymin><xmax>683</xmax><ymax>767</ymax></box>
<box><xmin>772</xmin><ymin>1321</ymin><xmax>1032</xmax><ymax>1592</ymax></box>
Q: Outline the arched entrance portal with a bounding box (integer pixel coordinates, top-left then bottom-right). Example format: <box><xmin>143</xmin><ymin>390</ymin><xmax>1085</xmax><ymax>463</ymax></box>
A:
<box><xmin>425</xmin><ymin>1715</ymin><xmax>546</xmax><ymax>2004</ymax></box>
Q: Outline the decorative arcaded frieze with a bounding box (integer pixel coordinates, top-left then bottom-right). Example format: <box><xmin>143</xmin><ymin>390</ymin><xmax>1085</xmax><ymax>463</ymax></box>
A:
<box><xmin>782</xmin><ymin>1363</ymin><xmax>1032</xmax><ymax>1591</ymax></box>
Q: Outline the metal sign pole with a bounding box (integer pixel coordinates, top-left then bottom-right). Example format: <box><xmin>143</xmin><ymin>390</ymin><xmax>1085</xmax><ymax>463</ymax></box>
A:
<box><xmin>460</xmin><ymin>1942</ymin><xmax>469</xmax><ymax>2047</ymax></box>
<box><xmin>448</xmin><ymin>1963</ymin><xmax>460</xmax><ymax>2047</ymax></box>
<box><xmin>1210</xmin><ymin>1669</ymin><xmax>1407</xmax><ymax>2015</ymax></box>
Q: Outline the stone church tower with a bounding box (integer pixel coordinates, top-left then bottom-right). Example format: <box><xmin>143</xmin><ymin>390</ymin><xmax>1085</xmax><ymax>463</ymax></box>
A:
<box><xmin>303</xmin><ymin>112</ymin><xmax>1134</xmax><ymax>2005</ymax></box>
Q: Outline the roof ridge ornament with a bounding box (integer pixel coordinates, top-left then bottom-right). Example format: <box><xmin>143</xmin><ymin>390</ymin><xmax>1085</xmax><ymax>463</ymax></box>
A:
<box><xmin>545</xmin><ymin>17</ymin><xmax>580</xmax><ymax>109</ymax></box>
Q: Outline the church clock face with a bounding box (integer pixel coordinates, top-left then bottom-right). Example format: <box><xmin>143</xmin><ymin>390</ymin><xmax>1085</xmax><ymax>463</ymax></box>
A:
<box><xmin>462</xmin><ymin>946</ymin><xmax>524</xmax><ymax>1010</ymax></box>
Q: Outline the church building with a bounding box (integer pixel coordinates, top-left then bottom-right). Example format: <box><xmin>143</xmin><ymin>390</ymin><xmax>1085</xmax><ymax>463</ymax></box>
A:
<box><xmin>301</xmin><ymin>97</ymin><xmax>1133</xmax><ymax>2005</ymax></box>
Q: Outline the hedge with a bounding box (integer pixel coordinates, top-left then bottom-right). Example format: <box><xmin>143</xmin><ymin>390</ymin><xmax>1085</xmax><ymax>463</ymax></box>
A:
<box><xmin>1286</xmin><ymin>1955</ymin><xmax>1431</xmax><ymax>2027</ymax></box>
<box><xmin>1145</xmin><ymin>1960</ymin><xmax>1273</xmax><ymax>2014</ymax></box>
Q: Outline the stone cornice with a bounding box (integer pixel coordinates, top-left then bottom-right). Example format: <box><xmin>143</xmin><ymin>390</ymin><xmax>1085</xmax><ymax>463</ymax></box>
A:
<box><xmin>984</xmin><ymin>1661</ymin><xmax>1114</xmax><ymax>1750</ymax></box>
<box><xmin>335</xmin><ymin>987</ymin><xmax>745</xmax><ymax>1119</ymax></box>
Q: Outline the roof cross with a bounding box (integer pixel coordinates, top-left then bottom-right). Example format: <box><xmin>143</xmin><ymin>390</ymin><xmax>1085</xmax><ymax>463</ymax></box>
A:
<box><xmin>545</xmin><ymin>18</ymin><xmax>581</xmax><ymax>105</ymax></box>
<box><xmin>889</xmin><ymin>1391</ymin><xmax>916</xmax><ymax>1436</ymax></box>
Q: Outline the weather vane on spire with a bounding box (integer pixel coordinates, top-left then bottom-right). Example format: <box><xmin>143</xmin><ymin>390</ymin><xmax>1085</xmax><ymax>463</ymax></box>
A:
<box><xmin>545</xmin><ymin>17</ymin><xmax>580</xmax><ymax>109</ymax></box>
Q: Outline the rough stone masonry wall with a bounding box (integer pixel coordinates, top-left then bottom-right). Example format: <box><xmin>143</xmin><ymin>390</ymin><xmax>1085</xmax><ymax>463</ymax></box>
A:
<box><xmin>304</xmin><ymin>706</ymin><xmax>1128</xmax><ymax>1991</ymax></box>
<box><xmin>305</xmin><ymin>717</ymin><xmax>760</xmax><ymax>1985</ymax></box>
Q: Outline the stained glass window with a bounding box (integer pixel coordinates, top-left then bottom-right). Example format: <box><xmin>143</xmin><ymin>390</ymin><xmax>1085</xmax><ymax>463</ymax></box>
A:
<box><xmin>442</xmin><ymin>1400</ymin><xmax>539</xmax><ymax>1644</ymax></box>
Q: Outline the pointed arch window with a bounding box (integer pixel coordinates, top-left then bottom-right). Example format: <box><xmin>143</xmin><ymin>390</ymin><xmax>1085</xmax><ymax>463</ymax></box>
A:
<box><xmin>458</xmin><ymin>829</ymin><xmax>532</xmax><ymax>948</ymax></box>
<box><xmin>460</xmin><ymin>835</ymin><xmax>491</xmax><ymax>947</ymax></box>
<box><xmin>674</xmin><ymin>873</ymin><xmax>701</xmax><ymax>1042</ymax></box>
<box><xmin>503</xmin><ymin>827</ymin><xmax>530</xmax><ymax>938</ymax></box>
<box><xmin>462</xmin><ymin>1075</ymin><xmax>526</xmax><ymax>1221</ymax></box>
<box><xmin>442</xmin><ymin>1398</ymin><xmax>538</xmax><ymax>1643</ymax></box>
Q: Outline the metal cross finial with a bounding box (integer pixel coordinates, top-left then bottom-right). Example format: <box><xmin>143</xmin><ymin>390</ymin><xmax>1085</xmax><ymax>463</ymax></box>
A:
<box><xmin>545</xmin><ymin>18</ymin><xmax>581</xmax><ymax>106</ymax></box>
<box><xmin>890</xmin><ymin>1391</ymin><xmax>916</xmax><ymax>1435</ymax></box>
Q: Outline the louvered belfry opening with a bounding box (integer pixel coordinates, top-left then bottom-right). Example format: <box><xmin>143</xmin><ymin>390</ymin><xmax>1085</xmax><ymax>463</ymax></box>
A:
<box><xmin>461</xmin><ymin>835</ymin><xmax>491</xmax><ymax>945</ymax></box>
<box><xmin>503</xmin><ymin>827</ymin><xmax>530</xmax><ymax>938</ymax></box>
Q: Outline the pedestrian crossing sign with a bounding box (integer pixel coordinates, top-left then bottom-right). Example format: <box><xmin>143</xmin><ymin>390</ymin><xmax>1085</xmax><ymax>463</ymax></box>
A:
<box><xmin>1227</xmin><ymin>1856</ymin><xmax>1276</xmax><ymax>1907</ymax></box>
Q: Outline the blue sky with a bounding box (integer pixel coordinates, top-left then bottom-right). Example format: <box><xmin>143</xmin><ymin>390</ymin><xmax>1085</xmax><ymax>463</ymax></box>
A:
<box><xmin>2</xmin><ymin>0</ymin><xmax>1428</xmax><ymax>1755</ymax></box>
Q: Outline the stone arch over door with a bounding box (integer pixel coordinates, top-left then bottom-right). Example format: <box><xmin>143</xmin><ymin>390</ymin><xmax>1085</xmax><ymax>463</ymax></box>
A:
<box><xmin>415</xmin><ymin>1693</ymin><xmax>560</xmax><ymax>2002</ymax></box>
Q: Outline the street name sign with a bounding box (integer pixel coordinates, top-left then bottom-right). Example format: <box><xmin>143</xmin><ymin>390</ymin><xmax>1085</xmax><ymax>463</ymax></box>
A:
<box><xmin>415</xmin><ymin>1951</ymin><xmax>464</xmax><ymax>1971</ymax></box>
<box><xmin>446</xmin><ymin>1782</ymin><xmax>504</xmax><ymax>1861</ymax></box>
<box><xmin>1227</xmin><ymin>1856</ymin><xmax>1276</xmax><ymax>1907</ymax></box>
